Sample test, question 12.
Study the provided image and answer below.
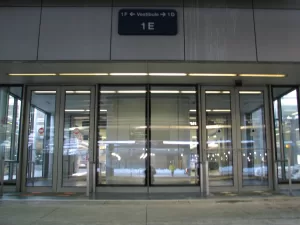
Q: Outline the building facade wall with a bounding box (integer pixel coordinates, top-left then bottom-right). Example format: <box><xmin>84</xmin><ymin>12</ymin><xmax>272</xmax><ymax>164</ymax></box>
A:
<box><xmin>1</xmin><ymin>1</ymin><xmax>300</xmax><ymax>62</ymax></box>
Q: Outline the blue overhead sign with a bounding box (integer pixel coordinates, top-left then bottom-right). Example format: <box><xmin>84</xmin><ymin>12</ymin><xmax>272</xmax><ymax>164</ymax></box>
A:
<box><xmin>118</xmin><ymin>9</ymin><xmax>178</xmax><ymax>35</ymax></box>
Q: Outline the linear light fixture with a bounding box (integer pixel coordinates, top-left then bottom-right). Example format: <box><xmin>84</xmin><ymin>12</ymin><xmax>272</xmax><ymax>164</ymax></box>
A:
<box><xmin>239</xmin><ymin>91</ymin><xmax>262</xmax><ymax>94</ymax></box>
<box><xmin>206</xmin><ymin>109</ymin><xmax>231</xmax><ymax>112</ymax></box>
<box><xmin>65</xmin><ymin>109</ymin><xmax>85</xmax><ymax>112</ymax></box>
<box><xmin>149</xmin><ymin>73</ymin><xmax>187</xmax><ymax>76</ymax></box>
<box><xmin>117</xmin><ymin>90</ymin><xmax>146</xmax><ymax>93</ymax></box>
<box><xmin>181</xmin><ymin>91</ymin><xmax>196</xmax><ymax>94</ymax></box>
<box><xmin>213</xmin><ymin>109</ymin><xmax>231</xmax><ymax>112</ymax></box>
<box><xmin>189</xmin><ymin>73</ymin><xmax>237</xmax><ymax>77</ymax></box>
<box><xmin>110</xmin><ymin>73</ymin><xmax>148</xmax><ymax>76</ymax></box>
<box><xmin>206</xmin><ymin>91</ymin><xmax>230</xmax><ymax>94</ymax></box>
<box><xmin>66</xmin><ymin>91</ymin><xmax>90</xmax><ymax>94</ymax></box>
<box><xmin>100</xmin><ymin>91</ymin><xmax>116</xmax><ymax>93</ymax></box>
<box><xmin>100</xmin><ymin>109</ymin><xmax>107</xmax><ymax>112</ymax></box>
<box><xmin>74</xmin><ymin>91</ymin><xmax>90</xmax><ymax>94</ymax></box>
<box><xmin>206</xmin><ymin>91</ymin><xmax>221</xmax><ymax>94</ymax></box>
<box><xmin>150</xmin><ymin>90</ymin><xmax>180</xmax><ymax>94</ymax></box>
<box><xmin>59</xmin><ymin>73</ymin><xmax>108</xmax><ymax>76</ymax></box>
<box><xmin>34</xmin><ymin>91</ymin><xmax>56</xmax><ymax>94</ymax></box>
<box><xmin>239</xmin><ymin>74</ymin><xmax>286</xmax><ymax>77</ymax></box>
<box><xmin>9</xmin><ymin>73</ymin><xmax>56</xmax><ymax>76</ymax></box>
<box><xmin>189</xmin><ymin>109</ymin><xmax>197</xmax><ymax>112</ymax></box>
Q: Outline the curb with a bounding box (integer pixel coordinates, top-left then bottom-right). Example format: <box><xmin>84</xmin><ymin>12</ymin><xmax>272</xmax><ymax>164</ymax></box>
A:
<box><xmin>1</xmin><ymin>195</ymin><xmax>299</xmax><ymax>204</ymax></box>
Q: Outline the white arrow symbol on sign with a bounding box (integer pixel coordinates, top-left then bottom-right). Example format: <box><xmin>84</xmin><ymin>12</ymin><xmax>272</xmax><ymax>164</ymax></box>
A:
<box><xmin>130</xmin><ymin>12</ymin><xmax>135</xmax><ymax>16</ymax></box>
<box><xmin>161</xmin><ymin>12</ymin><xmax>166</xmax><ymax>17</ymax></box>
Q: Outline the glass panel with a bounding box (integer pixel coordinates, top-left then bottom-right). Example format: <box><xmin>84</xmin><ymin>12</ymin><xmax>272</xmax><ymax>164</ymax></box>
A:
<box><xmin>0</xmin><ymin>87</ymin><xmax>22</xmax><ymax>184</ymax></box>
<box><xmin>205</xmin><ymin>90</ymin><xmax>233</xmax><ymax>186</ymax></box>
<box><xmin>26</xmin><ymin>90</ymin><xmax>56</xmax><ymax>187</ymax></box>
<box><xmin>239</xmin><ymin>91</ymin><xmax>268</xmax><ymax>186</ymax></box>
<box><xmin>273</xmin><ymin>88</ymin><xmax>300</xmax><ymax>182</ymax></box>
<box><xmin>150</xmin><ymin>86</ymin><xmax>198</xmax><ymax>185</ymax></box>
<box><xmin>98</xmin><ymin>86</ymin><xmax>146</xmax><ymax>185</ymax></box>
<box><xmin>273</xmin><ymin>100</ymin><xmax>282</xmax><ymax>164</ymax></box>
<box><xmin>62</xmin><ymin>90</ymin><xmax>91</xmax><ymax>187</ymax></box>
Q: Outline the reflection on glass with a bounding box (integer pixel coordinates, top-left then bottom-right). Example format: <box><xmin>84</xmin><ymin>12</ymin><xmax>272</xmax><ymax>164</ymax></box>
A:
<box><xmin>151</xmin><ymin>87</ymin><xmax>198</xmax><ymax>185</ymax></box>
<box><xmin>273</xmin><ymin>88</ymin><xmax>300</xmax><ymax>182</ymax></box>
<box><xmin>98</xmin><ymin>86</ymin><xmax>146</xmax><ymax>185</ymax></box>
<box><xmin>0</xmin><ymin>87</ymin><xmax>22</xmax><ymax>183</ymax></box>
<box><xmin>62</xmin><ymin>91</ymin><xmax>90</xmax><ymax>187</ymax></box>
<box><xmin>205</xmin><ymin>91</ymin><xmax>233</xmax><ymax>186</ymax></box>
<box><xmin>239</xmin><ymin>91</ymin><xmax>268</xmax><ymax>186</ymax></box>
<box><xmin>26</xmin><ymin>91</ymin><xmax>55</xmax><ymax>187</ymax></box>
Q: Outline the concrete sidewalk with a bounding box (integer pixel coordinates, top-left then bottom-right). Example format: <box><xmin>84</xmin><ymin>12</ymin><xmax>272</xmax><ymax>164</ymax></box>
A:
<box><xmin>1</xmin><ymin>196</ymin><xmax>300</xmax><ymax>225</ymax></box>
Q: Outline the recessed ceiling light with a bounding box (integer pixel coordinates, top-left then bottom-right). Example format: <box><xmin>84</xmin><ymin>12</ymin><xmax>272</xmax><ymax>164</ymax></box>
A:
<box><xmin>189</xmin><ymin>73</ymin><xmax>237</xmax><ymax>77</ymax></box>
<box><xmin>65</xmin><ymin>109</ymin><xmax>85</xmax><ymax>112</ymax></box>
<box><xmin>117</xmin><ymin>90</ymin><xmax>146</xmax><ymax>93</ymax></box>
<box><xmin>205</xmin><ymin>91</ymin><xmax>231</xmax><ymax>94</ymax></box>
<box><xmin>239</xmin><ymin>91</ymin><xmax>262</xmax><ymax>94</ymax></box>
<box><xmin>181</xmin><ymin>91</ymin><xmax>196</xmax><ymax>94</ymax></box>
<box><xmin>66</xmin><ymin>91</ymin><xmax>90</xmax><ymax>94</ymax></box>
<box><xmin>34</xmin><ymin>91</ymin><xmax>56</xmax><ymax>94</ymax></box>
<box><xmin>239</xmin><ymin>74</ymin><xmax>286</xmax><ymax>77</ymax></box>
<box><xmin>75</xmin><ymin>91</ymin><xmax>90</xmax><ymax>94</ymax></box>
<box><xmin>110</xmin><ymin>73</ymin><xmax>147</xmax><ymax>76</ymax></box>
<box><xmin>9</xmin><ymin>73</ymin><xmax>56</xmax><ymax>76</ymax></box>
<box><xmin>213</xmin><ymin>109</ymin><xmax>231</xmax><ymax>112</ymax></box>
<box><xmin>206</xmin><ymin>91</ymin><xmax>220</xmax><ymax>94</ymax></box>
<box><xmin>150</xmin><ymin>90</ymin><xmax>180</xmax><ymax>93</ymax></box>
<box><xmin>59</xmin><ymin>73</ymin><xmax>108</xmax><ymax>76</ymax></box>
<box><xmin>100</xmin><ymin>91</ymin><xmax>116</xmax><ymax>93</ymax></box>
<box><xmin>149</xmin><ymin>73</ymin><xmax>187</xmax><ymax>76</ymax></box>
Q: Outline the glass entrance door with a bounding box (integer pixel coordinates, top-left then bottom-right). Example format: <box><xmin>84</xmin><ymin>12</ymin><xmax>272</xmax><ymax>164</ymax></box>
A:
<box><xmin>57</xmin><ymin>87</ymin><xmax>95</xmax><ymax>192</ymax></box>
<box><xmin>202</xmin><ymin>87</ymin><xmax>238</xmax><ymax>190</ymax></box>
<box><xmin>201</xmin><ymin>87</ymin><xmax>271</xmax><ymax>192</ymax></box>
<box><xmin>235</xmin><ymin>88</ymin><xmax>271</xmax><ymax>190</ymax></box>
<box><xmin>22</xmin><ymin>86</ymin><xmax>95</xmax><ymax>192</ymax></box>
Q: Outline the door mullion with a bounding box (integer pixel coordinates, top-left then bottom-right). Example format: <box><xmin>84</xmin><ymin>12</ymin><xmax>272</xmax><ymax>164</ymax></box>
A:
<box><xmin>264</xmin><ymin>86</ymin><xmax>273</xmax><ymax>190</ymax></box>
<box><xmin>53</xmin><ymin>87</ymin><xmax>63</xmax><ymax>192</ymax></box>
<box><xmin>20</xmin><ymin>86</ymin><xmax>31</xmax><ymax>192</ymax></box>
<box><xmin>17</xmin><ymin>85</ymin><xmax>27</xmax><ymax>192</ymax></box>
<box><xmin>88</xmin><ymin>86</ymin><xmax>96</xmax><ymax>194</ymax></box>
<box><xmin>232</xmin><ymin>88</ymin><xmax>241</xmax><ymax>192</ymax></box>
<box><xmin>200</xmin><ymin>87</ymin><xmax>207</xmax><ymax>194</ymax></box>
